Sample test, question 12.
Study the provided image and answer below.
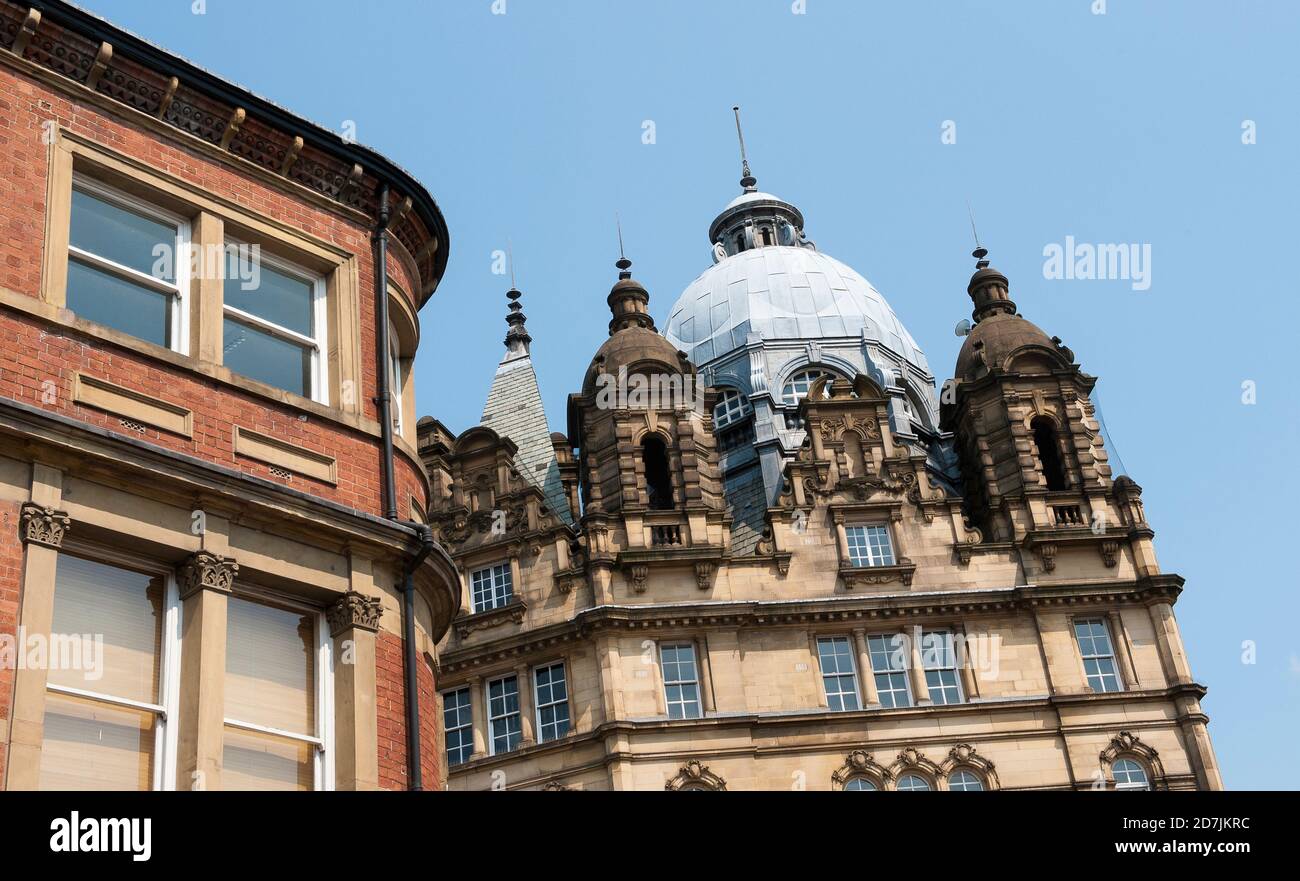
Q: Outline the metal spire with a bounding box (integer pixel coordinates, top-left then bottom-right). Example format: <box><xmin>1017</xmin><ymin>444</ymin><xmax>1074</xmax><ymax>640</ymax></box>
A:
<box><xmin>733</xmin><ymin>105</ymin><xmax>757</xmax><ymax>192</ymax></box>
<box><xmin>966</xmin><ymin>201</ymin><xmax>989</xmax><ymax>268</ymax></box>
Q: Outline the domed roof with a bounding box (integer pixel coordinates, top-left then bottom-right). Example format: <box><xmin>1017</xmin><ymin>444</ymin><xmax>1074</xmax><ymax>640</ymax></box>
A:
<box><xmin>583</xmin><ymin>325</ymin><xmax>687</xmax><ymax>395</ymax></box>
<box><xmin>954</xmin><ymin>311</ymin><xmax>1058</xmax><ymax>379</ymax></box>
<box><xmin>664</xmin><ymin>245</ymin><xmax>931</xmax><ymax>373</ymax></box>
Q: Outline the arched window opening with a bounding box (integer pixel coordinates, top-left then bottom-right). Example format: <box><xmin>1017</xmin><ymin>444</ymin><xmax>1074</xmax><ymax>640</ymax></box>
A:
<box><xmin>948</xmin><ymin>770</ymin><xmax>984</xmax><ymax>791</ymax></box>
<box><xmin>782</xmin><ymin>368</ymin><xmax>841</xmax><ymax>430</ymax></box>
<box><xmin>1112</xmin><ymin>758</ymin><xmax>1151</xmax><ymax>791</ymax></box>
<box><xmin>895</xmin><ymin>774</ymin><xmax>931</xmax><ymax>792</ymax></box>
<box><xmin>843</xmin><ymin>777</ymin><xmax>878</xmax><ymax>791</ymax></box>
<box><xmin>1031</xmin><ymin>417</ymin><xmax>1067</xmax><ymax>491</ymax></box>
<box><xmin>713</xmin><ymin>388</ymin><xmax>752</xmax><ymax>429</ymax></box>
<box><xmin>733</xmin><ymin>232</ymin><xmax>745</xmax><ymax>253</ymax></box>
<box><xmin>760</xmin><ymin>226</ymin><xmax>773</xmax><ymax>246</ymax></box>
<box><xmin>642</xmin><ymin>436</ymin><xmax>674</xmax><ymax>510</ymax></box>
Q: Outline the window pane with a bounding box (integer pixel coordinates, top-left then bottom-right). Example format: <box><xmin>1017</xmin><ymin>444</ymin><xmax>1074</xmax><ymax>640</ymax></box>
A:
<box><xmin>443</xmin><ymin>688</ymin><xmax>474</xmax><ymax>766</ymax></box>
<box><xmin>71</xmin><ymin>188</ymin><xmax>175</xmax><ymax>280</ymax></box>
<box><xmin>223</xmin><ymin>316</ymin><xmax>312</xmax><ymax>397</ymax></box>
<box><xmin>222</xmin><ymin>726</ymin><xmax>313</xmax><ymax>791</ymax></box>
<box><xmin>47</xmin><ymin>556</ymin><xmax>163</xmax><ymax>704</ymax></box>
<box><xmin>38</xmin><ymin>692</ymin><xmax>155</xmax><ymax>791</ymax></box>
<box><xmin>226</xmin><ymin>596</ymin><xmax>315</xmax><ymax>735</ymax></box>
<box><xmin>67</xmin><ymin>259</ymin><xmax>171</xmax><ymax>348</ymax></box>
<box><xmin>224</xmin><ymin>256</ymin><xmax>314</xmax><ymax>337</ymax></box>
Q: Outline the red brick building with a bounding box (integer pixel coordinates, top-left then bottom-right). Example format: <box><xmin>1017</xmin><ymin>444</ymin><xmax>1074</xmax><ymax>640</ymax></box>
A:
<box><xmin>0</xmin><ymin>0</ymin><xmax>459</xmax><ymax>790</ymax></box>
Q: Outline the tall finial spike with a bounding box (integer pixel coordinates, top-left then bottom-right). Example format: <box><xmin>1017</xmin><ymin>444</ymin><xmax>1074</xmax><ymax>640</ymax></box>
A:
<box><xmin>966</xmin><ymin>201</ymin><xmax>989</xmax><ymax>268</ymax></box>
<box><xmin>733</xmin><ymin>105</ymin><xmax>757</xmax><ymax>192</ymax></box>
<box><xmin>507</xmin><ymin>237</ymin><xmax>516</xmax><ymax>288</ymax></box>
<box><xmin>616</xmin><ymin>212</ymin><xmax>625</xmax><ymax>260</ymax></box>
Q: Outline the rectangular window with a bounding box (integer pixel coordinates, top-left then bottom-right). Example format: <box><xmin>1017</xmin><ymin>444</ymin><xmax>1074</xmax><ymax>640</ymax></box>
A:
<box><xmin>1074</xmin><ymin>618</ymin><xmax>1123</xmax><ymax>693</ymax></box>
<box><xmin>920</xmin><ymin>630</ymin><xmax>963</xmax><ymax>705</ymax></box>
<box><xmin>486</xmin><ymin>674</ymin><xmax>522</xmax><ymax>755</ymax></box>
<box><xmin>816</xmin><ymin>636</ymin><xmax>861</xmax><ymax>712</ymax></box>
<box><xmin>223</xmin><ymin>595</ymin><xmax>332</xmax><ymax>790</ymax></box>
<box><xmin>388</xmin><ymin>323</ymin><xmax>405</xmax><ymax>434</ymax></box>
<box><xmin>442</xmin><ymin>687</ymin><xmax>473</xmax><ymax>766</ymax></box>
<box><xmin>660</xmin><ymin>643</ymin><xmax>702</xmax><ymax>720</ymax></box>
<box><xmin>845</xmin><ymin>524</ymin><xmax>895</xmax><ymax>567</ymax></box>
<box><xmin>866</xmin><ymin>633</ymin><xmax>912</xmax><ymax>709</ymax></box>
<box><xmin>67</xmin><ymin>176</ymin><xmax>189</xmax><ymax>353</ymax></box>
<box><xmin>471</xmin><ymin>563</ymin><xmax>513</xmax><ymax>613</ymax></box>
<box><xmin>39</xmin><ymin>554</ymin><xmax>180</xmax><ymax>791</ymax></box>
<box><xmin>533</xmin><ymin>662</ymin><xmax>571</xmax><ymax>743</ymax></box>
<box><xmin>222</xmin><ymin>241</ymin><xmax>327</xmax><ymax>403</ymax></box>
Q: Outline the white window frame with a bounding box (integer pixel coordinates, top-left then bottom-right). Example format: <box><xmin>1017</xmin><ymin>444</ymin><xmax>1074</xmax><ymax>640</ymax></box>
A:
<box><xmin>68</xmin><ymin>173</ymin><xmax>191</xmax><ymax>356</ymax></box>
<box><xmin>532</xmin><ymin>660</ymin><xmax>571</xmax><ymax>743</ymax></box>
<box><xmin>1112</xmin><ymin>758</ymin><xmax>1151</xmax><ymax>791</ymax></box>
<box><xmin>471</xmin><ymin>562</ymin><xmax>513</xmax><ymax>613</ymax></box>
<box><xmin>866</xmin><ymin>632</ymin><xmax>912</xmax><ymax>709</ymax></box>
<box><xmin>895</xmin><ymin>773</ymin><xmax>932</xmax><ymax>792</ymax></box>
<box><xmin>845</xmin><ymin>524</ymin><xmax>896</xmax><ymax>568</ymax></box>
<box><xmin>1074</xmin><ymin>617</ymin><xmax>1124</xmax><ymax>693</ymax></box>
<box><xmin>485</xmin><ymin>673</ymin><xmax>522</xmax><ymax>756</ymax></box>
<box><xmin>221</xmin><ymin>590</ymin><xmax>334</xmax><ymax>791</ymax></box>
<box><xmin>815</xmin><ymin>635</ymin><xmax>861</xmax><ymax>712</ymax></box>
<box><xmin>920</xmin><ymin>629</ymin><xmax>964</xmax><ymax>705</ymax></box>
<box><xmin>659</xmin><ymin>642</ymin><xmax>703</xmax><ymax>720</ymax></box>
<box><xmin>947</xmin><ymin>769</ymin><xmax>984</xmax><ymax>791</ymax></box>
<box><xmin>713</xmin><ymin>388</ymin><xmax>751</xmax><ymax>429</ymax></box>
<box><xmin>222</xmin><ymin>237</ymin><xmax>329</xmax><ymax>405</ymax></box>
<box><xmin>43</xmin><ymin>553</ymin><xmax>183</xmax><ymax>791</ymax></box>
<box><xmin>781</xmin><ymin>368</ymin><xmax>837</xmax><ymax>405</ymax></box>
<box><xmin>387</xmin><ymin>321</ymin><xmax>405</xmax><ymax>434</ymax></box>
<box><xmin>441</xmin><ymin>686</ymin><xmax>474</xmax><ymax>767</ymax></box>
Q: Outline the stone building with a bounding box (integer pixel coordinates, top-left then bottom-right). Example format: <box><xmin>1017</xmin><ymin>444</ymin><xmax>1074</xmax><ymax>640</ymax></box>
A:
<box><xmin>0</xmin><ymin>0</ymin><xmax>459</xmax><ymax>790</ymax></box>
<box><xmin>423</xmin><ymin>155</ymin><xmax>1223</xmax><ymax>791</ymax></box>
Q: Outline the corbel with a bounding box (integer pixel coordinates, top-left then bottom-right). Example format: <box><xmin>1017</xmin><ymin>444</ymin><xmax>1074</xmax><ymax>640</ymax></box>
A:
<box><xmin>86</xmin><ymin>41</ymin><xmax>112</xmax><ymax>90</ymax></box>
<box><xmin>11</xmin><ymin>8</ymin><xmax>40</xmax><ymax>57</ymax></box>
<box><xmin>219</xmin><ymin>107</ymin><xmax>246</xmax><ymax>150</ymax></box>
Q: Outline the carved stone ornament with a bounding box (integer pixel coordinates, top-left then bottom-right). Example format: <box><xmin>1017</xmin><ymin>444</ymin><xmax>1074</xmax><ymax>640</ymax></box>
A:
<box><xmin>1099</xmin><ymin>730</ymin><xmax>1166</xmax><ymax>789</ymax></box>
<box><xmin>327</xmin><ymin>591</ymin><xmax>383</xmax><ymax>636</ymax></box>
<box><xmin>665</xmin><ymin>760</ymin><xmax>727</xmax><ymax>791</ymax></box>
<box><xmin>939</xmin><ymin>743</ymin><xmax>1000</xmax><ymax>790</ymax></box>
<box><xmin>20</xmin><ymin>503</ymin><xmax>71</xmax><ymax>549</ymax></box>
<box><xmin>694</xmin><ymin>561</ymin><xmax>716</xmax><ymax>591</ymax></box>
<box><xmin>629</xmin><ymin>563</ymin><xmax>649</xmax><ymax>594</ymax></box>
<box><xmin>453</xmin><ymin>597</ymin><xmax>527</xmax><ymax>640</ymax></box>
<box><xmin>831</xmin><ymin>749</ymin><xmax>891</xmax><ymax>789</ymax></box>
<box><xmin>1037</xmin><ymin>542</ymin><xmax>1057</xmax><ymax>572</ymax></box>
<box><xmin>542</xmin><ymin>780</ymin><xmax>572</xmax><ymax>792</ymax></box>
<box><xmin>177</xmin><ymin>550</ymin><xmax>239</xmax><ymax>599</ymax></box>
<box><xmin>1099</xmin><ymin>539</ymin><xmax>1119</xmax><ymax>568</ymax></box>
<box><xmin>887</xmin><ymin>747</ymin><xmax>942</xmax><ymax>786</ymax></box>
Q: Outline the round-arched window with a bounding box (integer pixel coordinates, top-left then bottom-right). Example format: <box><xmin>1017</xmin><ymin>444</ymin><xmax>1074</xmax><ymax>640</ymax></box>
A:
<box><xmin>948</xmin><ymin>770</ymin><xmax>984</xmax><ymax>791</ymax></box>
<box><xmin>1112</xmin><ymin>758</ymin><xmax>1150</xmax><ymax>791</ymax></box>
<box><xmin>781</xmin><ymin>369</ymin><xmax>838</xmax><ymax>405</ymax></box>
<box><xmin>843</xmin><ymin>777</ymin><xmax>877</xmax><ymax>791</ymax></box>
<box><xmin>895</xmin><ymin>774</ymin><xmax>931</xmax><ymax>792</ymax></box>
<box><xmin>713</xmin><ymin>388</ymin><xmax>751</xmax><ymax>429</ymax></box>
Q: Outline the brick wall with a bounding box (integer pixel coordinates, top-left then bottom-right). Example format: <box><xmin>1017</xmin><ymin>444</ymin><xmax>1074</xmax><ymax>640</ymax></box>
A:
<box><xmin>375</xmin><ymin>629</ymin><xmax>440</xmax><ymax>791</ymax></box>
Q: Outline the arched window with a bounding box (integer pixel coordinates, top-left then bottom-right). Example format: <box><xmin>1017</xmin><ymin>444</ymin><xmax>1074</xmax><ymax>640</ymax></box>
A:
<box><xmin>782</xmin><ymin>369</ymin><xmax>840</xmax><ymax>430</ymax></box>
<box><xmin>1031</xmin><ymin>416</ymin><xmax>1067</xmax><ymax>491</ymax></box>
<box><xmin>1112</xmin><ymin>758</ymin><xmax>1151</xmax><ymax>791</ymax></box>
<box><xmin>713</xmin><ymin>388</ymin><xmax>751</xmax><ymax>429</ymax></box>
<box><xmin>642</xmin><ymin>435</ymin><xmax>674</xmax><ymax>510</ymax></box>
<box><xmin>895</xmin><ymin>774</ymin><xmax>931</xmax><ymax>792</ymax></box>
<box><xmin>843</xmin><ymin>777</ymin><xmax>878</xmax><ymax>791</ymax></box>
<box><xmin>948</xmin><ymin>769</ymin><xmax>984</xmax><ymax>791</ymax></box>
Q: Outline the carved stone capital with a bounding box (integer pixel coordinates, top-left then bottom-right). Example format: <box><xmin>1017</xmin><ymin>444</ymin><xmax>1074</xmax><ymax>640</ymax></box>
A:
<box><xmin>177</xmin><ymin>550</ymin><xmax>239</xmax><ymax>599</ymax></box>
<box><xmin>327</xmin><ymin>591</ymin><xmax>383</xmax><ymax>636</ymax></box>
<box><xmin>694</xmin><ymin>561</ymin><xmax>716</xmax><ymax>591</ymax></box>
<box><xmin>20</xmin><ymin>503</ymin><xmax>71</xmax><ymax>549</ymax></box>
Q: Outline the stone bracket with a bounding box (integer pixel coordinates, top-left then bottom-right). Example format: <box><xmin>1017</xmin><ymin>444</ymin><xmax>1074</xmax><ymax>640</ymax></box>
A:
<box><xmin>19</xmin><ymin>502</ymin><xmax>70</xmax><ymax>549</ymax></box>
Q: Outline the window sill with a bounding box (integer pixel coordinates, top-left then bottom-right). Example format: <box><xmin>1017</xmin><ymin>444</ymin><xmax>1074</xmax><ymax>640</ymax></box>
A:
<box><xmin>0</xmin><ymin>286</ymin><xmax>385</xmax><ymax>439</ymax></box>
<box><xmin>838</xmin><ymin>559</ymin><xmax>916</xmax><ymax>589</ymax></box>
<box><xmin>452</xmin><ymin>597</ymin><xmax>528</xmax><ymax>640</ymax></box>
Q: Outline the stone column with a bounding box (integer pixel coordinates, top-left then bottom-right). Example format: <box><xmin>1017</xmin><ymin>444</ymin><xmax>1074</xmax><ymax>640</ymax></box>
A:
<box><xmin>1148</xmin><ymin>601</ymin><xmax>1193</xmax><ymax>686</ymax></box>
<box><xmin>853</xmin><ymin>628</ymin><xmax>880</xmax><ymax>707</ymax></box>
<box><xmin>6</xmin><ymin>465</ymin><xmax>69</xmax><ymax>791</ymax></box>
<box><xmin>1107</xmin><ymin>610</ymin><xmax>1138</xmax><ymax>690</ymax></box>
<box><xmin>467</xmin><ymin>675</ymin><xmax>487</xmax><ymax>757</ymax></box>
<box><xmin>696</xmin><ymin>636</ymin><xmax>716</xmax><ymax>714</ymax></box>
<box><xmin>327</xmin><ymin>590</ymin><xmax>382</xmax><ymax>791</ymax></box>
<box><xmin>957</xmin><ymin>625</ymin><xmax>980</xmax><ymax>701</ymax></box>
<box><xmin>515</xmin><ymin>662</ymin><xmax>535</xmax><ymax>746</ymax></box>
<box><xmin>907</xmin><ymin>629</ymin><xmax>932</xmax><ymax>706</ymax></box>
<box><xmin>174</xmin><ymin>549</ymin><xmax>238</xmax><ymax>791</ymax></box>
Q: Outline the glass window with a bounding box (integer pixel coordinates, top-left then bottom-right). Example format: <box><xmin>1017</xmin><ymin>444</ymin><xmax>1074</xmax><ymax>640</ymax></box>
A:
<box><xmin>67</xmin><ymin>179</ymin><xmax>187</xmax><ymax>352</ymax></box>
<box><xmin>533</xmin><ymin>662</ymin><xmax>571</xmax><ymax>743</ymax></box>
<box><xmin>660</xmin><ymin>643</ymin><xmax>702</xmax><ymax>720</ymax></box>
<box><xmin>388</xmin><ymin>323</ymin><xmax>405</xmax><ymax>433</ymax></box>
<box><xmin>713</xmin><ymin>388</ymin><xmax>751</xmax><ymax>429</ymax></box>
<box><xmin>816</xmin><ymin>636</ymin><xmax>860</xmax><ymax>712</ymax></box>
<box><xmin>223</xmin><ymin>595</ymin><xmax>326</xmax><ymax>790</ymax></box>
<box><xmin>846</xmin><ymin>524</ymin><xmax>895</xmax><ymax>567</ymax></box>
<box><xmin>443</xmin><ymin>687</ymin><xmax>473</xmax><ymax>767</ymax></box>
<box><xmin>39</xmin><ymin>555</ymin><xmax>178</xmax><ymax>791</ymax></box>
<box><xmin>781</xmin><ymin>369</ymin><xmax>837</xmax><ymax>430</ymax></box>
<box><xmin>896</xmin><ymin>774</ymin><xmax>931</xmax><ymax>791</ymax></box>
<box><xmin>1074</xmin><ymin>618</ymin><xmax>1123</xmax><ymax>693</ymax></box>
<box><xmin>222</xmin><ymin>243</ymin><xmax>326</xmax><ymax>402</ymax></box>
<box><xmin>920</xmin><ymin>631</ymin><xmax>963</xmax><ymax>705</ymax></box>
<box><xmin>866</xmin><ymin>633</ymin><xmax>911</xmax><ymax>708</ymax></box>
<box><xmin>471</xmin><ymin>563</ymin><xmax>513</xmax><ymax>613</ymax></box>
<box><xmin>486</xmin><ymin>674</ymin><xmax>522</xmax><ymax>755</ymax></box>
<box><xmin>844</xmin><ymin>777</ymin><xmax>877</xmax><ymax>791</ymax></box>
<box><xmin>948</xmin><ymin>769</ymin><xmax>984</xmax><ymax>791</ymax></box>
<box><xmin>1113</xmin><ymin>758</ymin><xmax>1150</xmax><ymax>791</ymax></box>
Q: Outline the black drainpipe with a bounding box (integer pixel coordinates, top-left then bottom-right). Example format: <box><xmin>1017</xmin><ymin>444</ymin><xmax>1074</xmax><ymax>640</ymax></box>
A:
<box><xmin>372</xmin><ymin>182</ymin><xmax>425</xmax><ymax>790</ymax></box>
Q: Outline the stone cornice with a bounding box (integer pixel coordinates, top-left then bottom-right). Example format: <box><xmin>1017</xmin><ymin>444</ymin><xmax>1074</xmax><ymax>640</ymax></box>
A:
<box><xmin>438</xmin><ymin>576</ymin><xmax>1187</xmax><ymax>673</ymax></box>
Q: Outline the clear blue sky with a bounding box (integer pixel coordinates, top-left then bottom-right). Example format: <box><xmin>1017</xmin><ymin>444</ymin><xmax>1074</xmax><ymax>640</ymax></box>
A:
<box><xmin>77</xmin><ymin>0</ymin><xmax>1299</xmax><ymax>790</ymax></box>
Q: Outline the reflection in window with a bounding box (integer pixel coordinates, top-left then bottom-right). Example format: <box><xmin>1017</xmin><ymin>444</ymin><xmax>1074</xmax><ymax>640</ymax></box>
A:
<box><xmin>1113</xmin><ymin>758</ymin><xmax>1151</xmax><ymax>791</ymax></box>
<box><xmin>846</xmin><ymin>524</ymin><xmax>895</xmax><ymax>567</ymax></box>
<box><xmin>896</xmin><ymin>774</ymin><xmax>931</xmax><ymax>791</ymax></box>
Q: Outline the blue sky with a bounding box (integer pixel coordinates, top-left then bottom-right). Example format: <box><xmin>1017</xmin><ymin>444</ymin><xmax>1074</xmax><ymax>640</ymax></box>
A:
<box><xmin>77</xmin><ymin>0</ymin><xmax>1299</xmax><ymax>789</ymax></box>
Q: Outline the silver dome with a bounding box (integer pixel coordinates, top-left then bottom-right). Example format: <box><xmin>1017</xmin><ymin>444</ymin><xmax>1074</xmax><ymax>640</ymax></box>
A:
<box><xmin>664</xmin><ymin>245</ymin><xmax>931</xmax><ymax>375</ymax></box>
